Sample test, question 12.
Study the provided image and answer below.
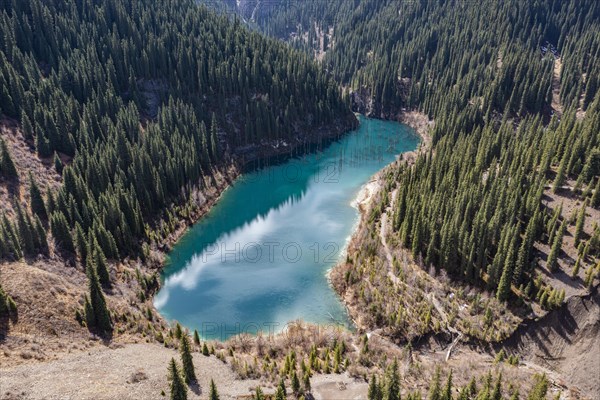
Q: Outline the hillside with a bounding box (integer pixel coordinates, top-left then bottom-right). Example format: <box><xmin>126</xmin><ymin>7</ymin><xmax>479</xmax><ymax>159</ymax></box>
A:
<box><xmin>0</xmin><ymin>0</ymin><xmax>356</xmax><ymax>368</ymax></box>
<box><xmin>2</xmin><ymin>0</ymin><xmax>600</xmax><ymax>399</ymax></box>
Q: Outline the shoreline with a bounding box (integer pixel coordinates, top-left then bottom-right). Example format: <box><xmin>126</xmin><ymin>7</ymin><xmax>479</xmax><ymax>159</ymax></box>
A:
<box><xmin>336</xmin><ymin>110</ymin><xmax>434</xmax><ymax>333</ymax></box>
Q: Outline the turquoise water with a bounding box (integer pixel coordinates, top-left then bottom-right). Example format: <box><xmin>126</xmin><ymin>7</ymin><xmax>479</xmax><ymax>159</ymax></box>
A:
<box><xmin>154</xmin><ymin>116</ymin><xmax>419</xmax><ymax>340</ymax></box>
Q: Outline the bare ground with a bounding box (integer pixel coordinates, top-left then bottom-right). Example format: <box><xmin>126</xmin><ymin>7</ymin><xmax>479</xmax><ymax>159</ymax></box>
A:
<box><xmin>503</xmin><ymin>289</ymin><xmax>600</xmax><ymax>400</ymax></box>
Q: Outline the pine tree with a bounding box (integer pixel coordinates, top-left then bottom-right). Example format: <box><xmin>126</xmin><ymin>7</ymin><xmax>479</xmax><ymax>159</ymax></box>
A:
<box><xmin>291</xmin><ymin>369</ymin><xmax>301</xmax><ymax>395</ymax></box>
<box><xmin>526</xmin><ymin>374</ymin><xmax>548</xmax><ymax>400</ymax></box>
<box><xmin>275</xmin><ymin>382</ymin><xmax>286</xmax><ymax>400</ymax></box>
<box><xmin>591</xmin><ymin>179</ymin><xmax>600</xmax><ymax>209</ymax></box>
<box><xmin>573</xmin><ymin>204</ymin><xmax>586</xmax><ymax>246</ymax></box>
<box><xmin>547</xmin><ymin>221</ymin><xmax>566</xmax><ymax>272</ymax></box>
<box><xmin>497</xmin><ymin>234</ymin><xmax>517</xmax><ymax>301</ymax></box>
<box><xmin>442</xmin><ymin>370</ymin><xmax>453</xmax><ymax>400</ymax></box>
<box><xmin>300</xmin><ymin>369</ymin><xmax>309</xmax><ymax>393</ymax></box>
<box><xmin>491</xmin><ymin>373</ymin><xmax>502</xmax><ymax>400</ymax></box>
<box><xmin>50</xmin><ymin>211</ymin><xmax>75</xmax><ymax>253</ymax></box>
<box><xmin>180</xmin><ymin>334</ymin><xmax>197</xmax><ymax>384</ymax></box>
<box><xmin>253</xmin><ymin>387</ymin><xmax>265</xmax><ymax>400</ymax></box>
<box><xmin>209</xmin><ymin>379</ymin><xmax>220</xmax><ymax>400</ymax></box>
<box><xmin>383</xmin><ymin>358</ymin><xmax>401</xmax><ymax>400</ymax></box>
<box><xmin>53</xmin><ymin>153</ymin><xmax>63</xmax><ymax>175</ymax></box>
<box><xmin>29</xmin><ymin>174</ymin><xmax>47</xmax><ymax>220</ymax></box>
<box><xmin>368</xmin><ymin>375</ymin><xmax>382</xmax><ymax>400</ymax></box>
<box><xmin>85</xmin><ymin>263</ymin><xmax>112</xmax><ymax>333</ymax></box>
<box><xmin>571</xmin><ymin>256</ymin><xmax>581</xmax><ymax>278</ymax></box>
<box><xmin>0</xmin><ymin>138</ymin><xmax>18</xmax><ymax>180</ymax></box>
<box><xmin>277</xmin><ymin>378</ymin><xmax>287</xmax><ymax>399</ymax></box>
<box><xmin>428</xmin><ymin>368</ymin><xmax>442</xmax><ymax>400</ymax></box>
<box><xmin>168</xmin><ymin>358</ymin><xmax>188</xmax><ymax>400</ymax></box>
<box><xmin>193</xmin><ymin>329</ymin><xmax>200</xmax><ymax>345</ymax></box>
<box><xmin>92</xmin><ymin>240</ymin><xmax>111</xmax><ymax>287</ymax></box>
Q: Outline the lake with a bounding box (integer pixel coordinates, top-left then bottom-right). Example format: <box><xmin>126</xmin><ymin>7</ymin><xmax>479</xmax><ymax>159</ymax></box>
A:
<box><xmin>154</xmin><ymin>115</ymin><xmax>419</xmax><ymax>340</ymax></box>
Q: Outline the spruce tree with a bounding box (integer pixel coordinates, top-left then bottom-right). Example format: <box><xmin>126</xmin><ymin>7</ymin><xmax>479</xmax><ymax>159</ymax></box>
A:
<box><xmin>92</xmin><ymin>240</ymin><xmax>111</xmax><ymax>287</ymax></box>
<box><xmin>573</xmin><ymin>204</ymin><xmax>586</xmax><ymax>246</ymax></box>
<box><xmin>53</xmin><ymin>153</ymin><xmax>63</xmax><ymax>175</ymax></box>
<box><xmin>291</xmin><ymin>370</ymin><xmax>301</xmax><ymax>395</ymax></box>
<box><xmin>254</xmin><ymin>387</ymin><xmax>265</xmax><ymax>400</ymax></box>
<box><xmin>29</xmin><ymin>174</ymin><xmax>47</xmax><ymax>220</ymax></box>
<box><xmin>50</xmin><ymin>211</ymin><xmax>75</xmax><ymax>253</ymax></box>
<box><xmin>209</xmin><ymin>379</ymin><xmax>220</xmax><ymax>400</ymax></box>
<box><xmin>428</xmin><ymin>368</ymin><xmax>442</xmax><ymax>400</ymax></box>
<box><xmin>168</xmin><ymin>358</ymin><xmax>188</xmax><ymax>400</ymax></box>
<box><xmin>384</xmin><ymin>358</ymin><xmax>401</xmax><ymax>400</ymax></box>
<box><xmin>368</xmin><ymin>375</ymin><xmax>382</xmax><ymax>400</ymax></box>
<box><xmin>591</xmin><ymin>179</ymin><xmax>600</xmax><ymax>209</ymax></box>
<box><xmin>442</xmin><ymin>370</ymin><xmax>453</xmax><ymax>400</ymax></box>
<box><xmin>547</xmin><ymin>221</ymin><xmax>566</xmax><ymax>272</ymax></box>
<box><xmin>85</xmin><ymin>263</ymin><xmax>112</xmax><ymax>333</ymax></box>
<box><xmin>277</xmin><ymin>378</ymin><xmax>287</xmax><ymax>398</ymax></box>
<box><xmin>303</xmin><ymin>371</ymin><xmax>311</xmax><ymax>393</ymax></box>
<box><xmin>180</xmin><ymin>334</ymin><xmax>197</xmax><ymax>384</ymax></box>
<box><xmin>193</xmin><ymin>329</ymin><xmax>200</xmax><ymax>345</ymax></box>
<box><xmin>0</xmin><ymin>138</ymin><xmax>18</xmax><ymax>180</ymax></box>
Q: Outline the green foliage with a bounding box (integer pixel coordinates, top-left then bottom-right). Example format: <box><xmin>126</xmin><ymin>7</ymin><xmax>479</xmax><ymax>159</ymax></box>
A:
<box><xmin>84</xmin><ymin>263</ymin><xmax>112</xmax><ymax>333</ymax></box>
<box><xmin>277</xmin><ymin>378</ymin><xmax>287</xmax><ymax>399</ymax></box>
<box><xmin>291</xmin><ymin>369</ymin><xmax>301</xmax><ymax>395</ymax></box>
<box><xmin>168</xmin><ymin>358</ymin><xmax>188</xmax><ymax>400</ymax></box>
<box><xmin>180</xmin><ymin>334</ymin><xmax>197</xmax><ymax>384</ymax></box>
<box><xmin>526</xmin><ymin>374</ymin><xmax>549</xmax><ymax>400</ymax></box>
<box><xmin>0</xmin><ymin>282</ymin><xmax>16</xmax><ymax>318</ymax></box>
<box><xmin>368</xmin><ymin>375</ymin><xmax>382</xmax><ymax>400</ymax></box>
<box><xmin>209</xmin><ymin>379</ymin><xmax>220</xmax><ymax>400</ymax></box>
<box><xmin>383</xmin><ymin>358</ymin><xmax>401</xmax><ymax>400</ymax></box>
<box><xmin>29</xmin><ymin>174</ymin><xmax>47</xmax><ymax>220</ymax></box>
<box><xmin>0</xmin><ymin>0</ymin><xmax>353</xmax><ymax>262</ymax></box>
<box><xmin>50</xmin><ymin>211</ymin><xmax>75</xmax><ymax>254</ymax></box>
<box><xmin>573</xmin><ymin>204</ymin><xmax>587</xmax><ymax>246</ymax></box>
<box><xmin>253</xmin><ymin>387</ymin><xmax>265</xmax><ymax>400</ymax></box>
<box><xmin>0</xmin><ymin>138</ymin><xmax>18</xmax><ymax>180</ymax></box>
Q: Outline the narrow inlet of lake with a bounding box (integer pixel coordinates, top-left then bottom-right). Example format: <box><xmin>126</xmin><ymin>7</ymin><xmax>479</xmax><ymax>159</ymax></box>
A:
<box><xmin>154</xmin><ymin>115</ymin><xmax>420</xmax><ymax>340</ymax></box>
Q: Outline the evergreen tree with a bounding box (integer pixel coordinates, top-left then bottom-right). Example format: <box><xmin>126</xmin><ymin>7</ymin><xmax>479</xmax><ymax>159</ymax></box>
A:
<box><xmin>547</xmin><ymin>221</ymin><xmax>566</xmax><ymax>272</ymax></box>
<box><xmin>29</xmin><ymin>174</ymin><xmax>47</xmax><ymax>220</ymax></box>
<box><xmin>428</xmin><ymin>368</ymin><xmax>442</xmax><ymax>400</ymax></box>
<box><xmin>0</xmin><ymin>138</ymin><xmax>18</xmax><ymax>180</ymax></box>
<box><xmin>253</xmin><ymin>387</ymin><xmax>265</xmax><ymax>400</ymax></box>
<box><xmin>573</xmin><ymin>204</ymin><xmax>586</xmax><ymax>246</ymax></box>
<box><xmin>180</xmin><ymin>334</ymin><xmax>197</xmax><ymax>384</ymax></box>
<box><xmin>291</xmin><ymin>369</ymin><xmax>301</xmax><ymax>395</ymax></box>
<box><xmin>209</xmin><ymin>379</ymin><xmax>220</xmax><ymax>400</ymax></box>
<box><xmin>53</xmin><ymin>153</ymin><xmax>63</xmax><ymax>175</ymax></box>
<box><xmin>384</xmin><ymin>359</ymin><xmax>401</xmax><ymax>400</ymax></box>
<box><xmin>591</xmin><ymin>179</ymin><xmax>600</xmax><ymax>209</ymax></box>
<box><xmin>526</xmin><ymin>374</ymin><xmax>548</xmax><ymax>400</ymax></box>
<box><xmin>277</xmin><ymin>378</ymin><xmax>287</xmax><ymax>399</ymax></box>
<box><xmin>50</xmin><ymin>212</ymin><xmax>75</xmax><ymax>253</ymax></box>
<box><xmin>168</xmin><ymin>358</ymin><xmax>188</xmax><ymax>400</ymax></box>
<box><xmin>442</xmin><ymin>370</ymin><xmax>453</xmax><ymax>400</ymax></box>
<box><xmin>92</xmin><ymin>240</ymin><xmax>111</xmax><ymax>287</ymax></box>
<box><xmin>85</xmin><ymin>263</ymin><xmax>112</xmax><ymax>333</ymax></box>
<box><xmin>368</xmin><ymin>375</ymin><xmax>383</xmax><ymax>400</ymax></box>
